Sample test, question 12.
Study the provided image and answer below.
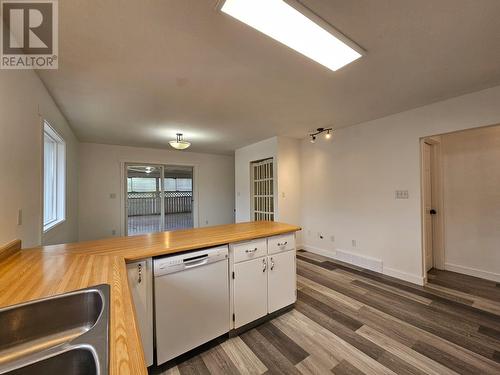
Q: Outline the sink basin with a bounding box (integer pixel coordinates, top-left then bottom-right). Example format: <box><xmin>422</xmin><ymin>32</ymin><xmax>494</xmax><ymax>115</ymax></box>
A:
<box><xmin>4</xmin><ymin>348</ymin><xmax>97</xmax><ymax>375</ymax></box>
<box><xmin>0</xmin><ymin>285</ymin><xmax>109</xmax><ymax>375</ymax></box>
<box><xmin>0</xmin><ymin>289</ymin><xmax>102</xmax><ymax>363</ymax></box>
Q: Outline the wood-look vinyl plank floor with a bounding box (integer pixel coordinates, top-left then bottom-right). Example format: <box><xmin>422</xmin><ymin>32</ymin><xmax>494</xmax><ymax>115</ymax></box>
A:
<box><xmin>153</xmin><ymin>251</ymin><xmax>500</xmax><ymax>375</ymax></box>
<box><xmin>428</xmin><ymin>269</ymin><xmax>500</xmax><ymax>302</ymax></box>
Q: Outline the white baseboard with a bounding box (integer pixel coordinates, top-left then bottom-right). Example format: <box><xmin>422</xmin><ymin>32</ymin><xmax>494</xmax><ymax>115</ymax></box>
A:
<box><xmin>444</xmin><ymin>263</ymin><xmax>500</xmax><ymax>283</ymax></box>
<box><xmin>302</xmin><ymin>244</ymin><xmax>425</xmax><ymax>286</ymax></box>
<box><xmin>335</xmin><ymin>248</ymin><xmax>383</xmax><ymax>273</ymax></box>
<box><xmin>301</xmin><ymin>244</ymin><xmax>335</xmax><ymax>258</ymax></box>
<box><xmin>383</xmin><ymin>267</ymin><xmax>425</xmax><ymax>286</ymax></box>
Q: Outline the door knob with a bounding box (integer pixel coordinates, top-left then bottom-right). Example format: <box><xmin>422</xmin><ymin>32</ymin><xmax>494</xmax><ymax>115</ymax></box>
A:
<box><xmin>430</xmin><ymin>209</ymin><xmax>437</xmax><ymax>215</ymax></box>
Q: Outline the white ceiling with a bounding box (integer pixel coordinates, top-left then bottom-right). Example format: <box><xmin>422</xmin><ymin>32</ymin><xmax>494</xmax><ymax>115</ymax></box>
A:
<box><xmin>38</xmin><ymin>0</ymin><xmax>500</xmax><ymax>154</ymax></box>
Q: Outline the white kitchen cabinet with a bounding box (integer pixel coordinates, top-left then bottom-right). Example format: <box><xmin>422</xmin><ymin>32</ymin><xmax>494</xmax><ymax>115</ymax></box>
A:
<box><xmin>230</xmin><ymin>233</ymin><xmax>297</xmax><ymax>329</ymax></box>
<box><xmin>233</xmin><ymin>256</ymin><xmax>268</xmax><ymax>328</ymax></box>
<box><xmin>267</xmin><ymin>250</ymin><xmax>296</xmax><ymax>313</ymax></box>
<box><xmin>126</xmin><ymin>259</ymin><xmax>154</xmax><ymax>367</ymax></box>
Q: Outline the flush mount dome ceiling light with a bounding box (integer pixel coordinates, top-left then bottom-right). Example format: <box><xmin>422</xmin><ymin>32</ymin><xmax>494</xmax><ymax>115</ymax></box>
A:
<box><xmin>219</xmin><ymin>0</ymin><xmax>363</xmax><ymax>72</ymax></box>
<box><xmin>169</xmin><ymin>133</ymin><xmax>191</xmax><ymax>150</ymax></box>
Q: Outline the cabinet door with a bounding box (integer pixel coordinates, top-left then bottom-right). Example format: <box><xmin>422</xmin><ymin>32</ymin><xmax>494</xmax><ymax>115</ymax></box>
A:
<box><xmin>127</xmin><ymin>259</ymin><xmax>154</xmax><ymax>367</ymax></box>
<box><xmin>268</xmin><ymin>250</ymin><xmax>296</xmax><ymax>313</ymax></box>
<box><xmin>233</xmin><ymin>257</ymin><xmax>268</xmax><ymax>328</ymax></box>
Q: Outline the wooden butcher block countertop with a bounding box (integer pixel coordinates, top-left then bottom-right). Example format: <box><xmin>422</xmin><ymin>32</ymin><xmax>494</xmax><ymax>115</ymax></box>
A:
<box><xmin>0</xmin><ymin>221</ymin><xmax>301</xmax><ymax>375</ymax></box>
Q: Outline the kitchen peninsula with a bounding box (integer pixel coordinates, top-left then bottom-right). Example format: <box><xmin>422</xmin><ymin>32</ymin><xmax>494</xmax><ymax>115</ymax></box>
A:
<box><xmin>0</xmin><ymin>221</ymin><xmax>300</xmax><ymax>374</ymax></box>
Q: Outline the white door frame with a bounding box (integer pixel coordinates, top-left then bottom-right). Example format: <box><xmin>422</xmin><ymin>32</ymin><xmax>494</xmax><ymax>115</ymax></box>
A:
<box><xmin>120</xmin><ymin>161</ymin><xmax>199</xmax><ymax>236</ymax></box>
<box><xmin>420</xmin><ymin>137</ymin><xmax>445</xmax><ymax>281</ymax></box>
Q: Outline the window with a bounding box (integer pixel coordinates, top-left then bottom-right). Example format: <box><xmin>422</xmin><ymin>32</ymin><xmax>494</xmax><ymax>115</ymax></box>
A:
<box><xmin>165</xmin><ymin>178</ymin><xmax>192</xmax><ymax>192</ymax></box>
<box><xmin>250</xmin><ymin>158</ymin><xmax>274</xmax><ymax>221</ymax></box>
<box><xmin>127</xmin><ymin>177</ymin><xmax>157</xmax><ymax>192</ymax></box>
<box><xmin>43</xmin><ymin>121</ymin><xmax>65</xmax><ymax>232</ymax></box>
<box><xmin>126</xmin><ymin>177</ymin><xmax>193</xmax><ymax>193</ymax></box>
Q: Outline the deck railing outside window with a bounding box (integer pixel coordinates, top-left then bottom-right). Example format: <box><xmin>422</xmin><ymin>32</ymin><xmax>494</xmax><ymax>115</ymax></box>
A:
<box><xmin>127</xmin><ymin>191</ymin><xmax>193</xmax><ymax>216</ymax></box>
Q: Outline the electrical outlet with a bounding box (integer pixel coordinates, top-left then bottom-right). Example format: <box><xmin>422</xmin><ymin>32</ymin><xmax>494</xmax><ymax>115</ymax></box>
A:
<box><xmin>281</xmin><ymin>192</ymin><xmax>285</xmax><ymax>198</ymax></box>
<box><xmin>205</xmin><ymin>220</ymin><xmax>209</xmax><ymax>225</ymax></box>
<box><xmin>111</xmin><ymin>229</ymin><xmax>116</xmax><ymax>236</ymax></box>
<box><xmin>109</xmin><ymin>193</ymin><xmax>117</xmax><ymax>199</ymax></box>
<box><xmin>352</xmin><ymin>239</ymin><xmax>357</xmax><ymax>248</ymax></box>
<box><xmin>17</xmin><ymin>209</ymin><xmax>22</xmax><ymax>225</ymax></box>
<box><xmin>330</xmin><ymin>235</ymin><xmax>335</xmax><ymax>242</ymax></box>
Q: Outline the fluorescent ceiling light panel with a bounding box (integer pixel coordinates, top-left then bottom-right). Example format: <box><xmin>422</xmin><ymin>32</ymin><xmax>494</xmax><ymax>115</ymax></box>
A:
<box><xmin>220</xmin><ymin>0</ymin><xmax>362</xmax><ymax>71</ymax></box>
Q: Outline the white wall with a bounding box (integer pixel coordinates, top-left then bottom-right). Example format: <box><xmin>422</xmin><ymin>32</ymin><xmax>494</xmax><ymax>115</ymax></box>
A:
<box><xmin>235</xmin><ymin>137</ymin><xmax>277</xmax><ymax>222</ymax></box>
<box><xmin>441</xmin><ymin>125</ymin><xmax>500</xmax><ymax>282</ymax></box>
<box><xmin>78</xmin><ymin>143</ymin><xmax>235</xmax><ymax>241</ymax></box>
<box><xmin>0</xmin><ymin>70</ymin><xmax>79</xmax><ymax>248</ymax></box>
<box><xmin>276</xmin><ymin>137</ymin><xmax>301</xmax><ymax>228</ymax></box>
<box><xmin>300</xmin><ymin>85</ymin><xmax>500</xmax><ymax>285</ymax></box>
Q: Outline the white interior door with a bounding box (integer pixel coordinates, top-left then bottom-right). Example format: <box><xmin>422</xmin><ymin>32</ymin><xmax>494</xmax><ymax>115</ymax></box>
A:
<box><xmin>268</xmin><ymin>250</ymin><xmax>296</xmax><ymax>313</ymax></box>
<box><xmin>250</xmin><ymin>158</ymin><xmax>275</xmax><ymax>221</ymax></box>
<box><xmin>423</xmin><ymin>143</ymin><xmax>434</xmax><ymax>271</ymax></box>
<box><xmin>233</xmin><ymin>257</ymin><xmax>268</xmax><ymax>328</ymax></box>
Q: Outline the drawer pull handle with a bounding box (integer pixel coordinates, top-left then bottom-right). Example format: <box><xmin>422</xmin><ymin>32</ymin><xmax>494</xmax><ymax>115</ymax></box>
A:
<box><xmin>245</xmin><ymin>248</ymin><xmax>258</xmax><ymax>253</ymax></box>
<box><xmin>270</xmin><ymin>257</ymin><xmax>275</xmax><ymax>271</ymax></box>
<box><xmin>138</xmin><ymin>263</ymin><xmax>142</xmax><ymax>284</ymax></box>
<box><xmin>262</xmin><ymin>258</ymin><xmax>267</xmax><ymax>272</ymax></box>
<box><xmin>277</xmin><ymin>241</ymin><xmax>288</xmax><ymax>247</ymax></box>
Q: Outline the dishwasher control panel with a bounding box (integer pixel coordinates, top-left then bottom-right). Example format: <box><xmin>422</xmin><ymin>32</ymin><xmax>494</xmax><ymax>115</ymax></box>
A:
<box><xmin>154</xmin><ymin>245</ymin><xmax>228</xmax><ymax>276</ymax></box>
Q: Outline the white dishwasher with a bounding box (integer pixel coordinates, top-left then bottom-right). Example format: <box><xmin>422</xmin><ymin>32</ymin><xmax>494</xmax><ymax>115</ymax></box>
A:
<box><xmin>154</xmin><ymin>245</ymin><xmax>229</xmax><ymax>365</ymax></box>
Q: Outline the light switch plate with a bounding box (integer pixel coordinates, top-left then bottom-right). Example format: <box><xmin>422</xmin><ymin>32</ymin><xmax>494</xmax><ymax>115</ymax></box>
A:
<box><xmin>395</xmin><ymin>190</ymin><xmax>409</xmax><ymax>199</ymax></box>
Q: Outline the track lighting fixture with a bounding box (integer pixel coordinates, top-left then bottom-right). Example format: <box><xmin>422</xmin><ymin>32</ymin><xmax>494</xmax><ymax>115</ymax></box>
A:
<box><xmin>309</xmin><ymin>127</ymin><xmax>333</xmax><ymax>143</ymax></box>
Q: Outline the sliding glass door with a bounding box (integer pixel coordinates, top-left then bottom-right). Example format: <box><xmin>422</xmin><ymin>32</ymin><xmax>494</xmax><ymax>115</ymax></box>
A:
<box><xmin>126</xmin><ymin>165</ymin><xmax>164</xmax><ymax>235</ymax></box>
<box><xmin>126</xmin><ymin>164</ymin><xmax>194</xmax><ymax>236</ymax></box>
<box><xmin>163</xmin><ymin>165</ymin><xmax>194</xmax><ymax>231</ymax></box>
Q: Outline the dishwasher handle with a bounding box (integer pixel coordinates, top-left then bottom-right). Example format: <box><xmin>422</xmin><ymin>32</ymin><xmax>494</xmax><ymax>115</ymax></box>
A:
<box><xmin>183</xmin><ymin>254</ymin><xmax>209</xmax><ymax>269</ymax></box>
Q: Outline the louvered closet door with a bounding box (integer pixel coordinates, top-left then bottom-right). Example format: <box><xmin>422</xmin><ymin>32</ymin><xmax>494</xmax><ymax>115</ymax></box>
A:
<box><xmin>251</xmin><ymin>158</ymin><xmax>274</xmax><ymax>221</ymax></box>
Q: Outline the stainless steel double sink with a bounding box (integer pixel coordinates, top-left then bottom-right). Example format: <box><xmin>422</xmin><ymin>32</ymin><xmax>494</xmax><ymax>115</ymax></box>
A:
<box><xmin>0</xmin><ymin>284</ymin><xmax>109</xmax><ymax>375</ymax></box>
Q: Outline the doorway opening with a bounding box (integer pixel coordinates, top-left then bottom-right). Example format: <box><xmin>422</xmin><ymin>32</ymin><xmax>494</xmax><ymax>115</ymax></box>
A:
<box><xmin>421</xmin><ymin>124</ymin><xmax>500</xmax><ymax>297</ymax></box>
<box><xmin>126</xmin><ymin>164</ymin><xmax>194</xmax><ymax>236</ymax></box>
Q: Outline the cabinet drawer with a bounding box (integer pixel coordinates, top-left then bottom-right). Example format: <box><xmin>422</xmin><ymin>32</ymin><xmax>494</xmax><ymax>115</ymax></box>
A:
<box><xmin>232</xmin><ymin>238</ymin><xmax>267</xmax><ymax>263</ymax></box>
<box><xmin>268</xmin><ymin>233</ymin><xmax>295</xmax><ymax>254</ymax></box>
